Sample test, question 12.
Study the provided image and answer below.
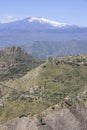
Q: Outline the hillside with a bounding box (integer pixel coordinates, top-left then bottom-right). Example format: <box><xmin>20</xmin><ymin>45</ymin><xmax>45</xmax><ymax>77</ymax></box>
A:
<box><xmin>0</xmin><ymin>54</ymin><xmax>87</xmax><ymax>123</ymax></box>
<box><xmin>0</xmin><ymin>46</ymin><xmax>41</xmax><ymax>81</ymax></box>
<box><xmin>22</xmin><ymin>40</ymin><xmax>87</xmax><ymax>58</ymax></box>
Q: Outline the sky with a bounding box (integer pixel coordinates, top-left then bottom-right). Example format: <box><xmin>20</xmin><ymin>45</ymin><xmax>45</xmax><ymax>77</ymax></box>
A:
<box><xmin>0</xmin><ymin>0</ymin><xmax>87</xmax><ymax>26</ymax></box>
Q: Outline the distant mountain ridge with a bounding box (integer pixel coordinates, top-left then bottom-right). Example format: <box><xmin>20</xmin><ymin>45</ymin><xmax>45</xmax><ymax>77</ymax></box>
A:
<box><xmin>0</xmin><ymin>16</ymin><xmax>87</xmax><ymax>48</ymax></box>
<box><xmin>0</xmin><ymin>17</ymin><xmax>87</xmax><ymax>58</ymax></box>
<box><xmin>0</xmin><ymin>17</ymin><xmax>67</xmax><ymax>27</ymax></box>
<box><xmin>21</xmin><ymin>40</ymin><xmax>87</xmax><ymax>59</ymax></box>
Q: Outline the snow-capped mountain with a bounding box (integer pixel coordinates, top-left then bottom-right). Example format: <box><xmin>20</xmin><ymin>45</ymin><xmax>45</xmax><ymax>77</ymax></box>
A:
<box><xmin>0</xmin><ymin>16</ymin><xmax>66</xmax><ymax>27</ymax></box>
<box><xmin>0</xmin><ymin>16</ymin><xmax>87</xmax><ymax>50</ymax></box>
<box><xmin>27</xmin><ymin>17</ymin><xmax>66</xmax><ymax>27</ymax></box>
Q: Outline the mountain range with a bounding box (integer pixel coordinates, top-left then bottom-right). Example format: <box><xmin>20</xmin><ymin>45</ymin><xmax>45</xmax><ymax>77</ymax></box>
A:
<box><xmin>0</xmin><ymin>17</ymin><xmax>87</xmax><ymax>130</ymax></box>
<box><xmin>0</xmin><ymin>17</ymin><xmax>87</xmax><ymax>58</ymax></box>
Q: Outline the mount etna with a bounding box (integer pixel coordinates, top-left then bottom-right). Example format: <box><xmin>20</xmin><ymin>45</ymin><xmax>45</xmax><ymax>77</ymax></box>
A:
<box><xmin>0</xmin><ymin>17</ymin><xmax>87</xmax><ymax>58</ymax></box>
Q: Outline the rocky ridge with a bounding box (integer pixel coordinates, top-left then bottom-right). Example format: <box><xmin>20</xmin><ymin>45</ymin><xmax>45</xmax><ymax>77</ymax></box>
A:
<box><xmin>0</xmin><ymin>104</ymin><xmax>87</xmax><ymax>130</ymax></box>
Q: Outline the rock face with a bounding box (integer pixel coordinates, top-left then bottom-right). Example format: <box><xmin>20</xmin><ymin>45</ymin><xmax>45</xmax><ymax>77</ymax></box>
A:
<box><xmin>0</xmin><ymin>46</ymin><xmax>40</xmax><ymax>81</ymax></box>
<box><xmin>44</xmin><ymin>109</ymin><xmax>80</xmax><ymax>130</ymax></box>
<box><xmin>0</xmin><ymin>46</ymin><xmax>34</xmax><ymax>62</ymax></box>
<box><xmin>0</xmin><ymin>104</ymin><xmax>87</xmax><ymax>130</ymax></box>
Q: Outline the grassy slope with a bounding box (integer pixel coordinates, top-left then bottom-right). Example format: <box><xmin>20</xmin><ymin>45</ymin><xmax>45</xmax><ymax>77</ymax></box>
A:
<box><xmin>0</xmin><ymin>55</ymin><xmax>87</xmax><ymax>122</ymax></box>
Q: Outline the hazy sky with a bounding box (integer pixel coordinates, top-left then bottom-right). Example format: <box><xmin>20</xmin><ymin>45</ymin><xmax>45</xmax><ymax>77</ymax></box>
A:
<box><xmin>0</xmin><ymin>0</ymin><xmax>87</xmax><ymax>26</ymax></box>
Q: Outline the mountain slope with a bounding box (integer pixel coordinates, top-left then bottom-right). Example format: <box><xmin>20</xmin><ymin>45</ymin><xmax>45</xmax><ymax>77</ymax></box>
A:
<box><xmin>22</xmin><ymin>40</ymin><xmax>87</xmax><ymax>58</ymax></box>
<box><xmin>0</xmin><ymin>17</ymin><xmax>87</xmax><ymax>49</ymax></box>
<box><xmin>26</xmin><ymin>17</ymin><xmax>66</xmax><ymax>27</ymax></box>
<box><xmin>0</xmin><ymin>54</ymin><xmax>87</xmax><ymax>122</ymax></box>
<box><xmin>0</xmin><ymin>46</ymin><xmax>41</xmax><ymax>81</ymax></box>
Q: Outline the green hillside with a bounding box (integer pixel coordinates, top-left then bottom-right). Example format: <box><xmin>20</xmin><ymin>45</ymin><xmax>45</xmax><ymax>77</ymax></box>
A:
<box><xmin>0</xmin><ymin>54</ymin><xmax>87</xmax><ymax>122</ymax></box>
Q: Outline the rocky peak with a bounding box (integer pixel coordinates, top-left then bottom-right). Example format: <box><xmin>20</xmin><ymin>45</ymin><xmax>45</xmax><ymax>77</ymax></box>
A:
<box><xmin>4</xmin><ymin>46</ymin><xmax>29</xmax><ymax>57</ymax></box>
<box><xmin>0</xmin><ymin>46</ymin><xmax>40</xmax><ymax>81</ymax></box>
<box><xmin>0</xmin><ymin>46</ymin><xmax>34</xmax><ymax>63</ymax></box>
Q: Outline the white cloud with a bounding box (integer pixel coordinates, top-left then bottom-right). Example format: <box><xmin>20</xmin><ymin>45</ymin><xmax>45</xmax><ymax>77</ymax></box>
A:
<box><xmin>0</xmin><ymin>16</ymin><xmax>18</xmax><ymax>23</ymax></box>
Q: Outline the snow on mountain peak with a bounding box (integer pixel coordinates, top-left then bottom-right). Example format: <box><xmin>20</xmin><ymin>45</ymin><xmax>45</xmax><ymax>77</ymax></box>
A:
<box><xmin>28</xmin><ymin>17</ymin><xmax>66</xmax><ymax>27</ymax></box>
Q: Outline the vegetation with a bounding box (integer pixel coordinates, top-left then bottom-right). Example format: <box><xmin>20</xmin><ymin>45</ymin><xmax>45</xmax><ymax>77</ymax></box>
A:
<box><xmin>0</xmin><ymin>52</ymin><xmax>87</xmax><ymax>122</ymax></box>
<box><xmin>0</xmin><ymin>46</ymin><xmax>42</xmax><ymax>81</ymax></box>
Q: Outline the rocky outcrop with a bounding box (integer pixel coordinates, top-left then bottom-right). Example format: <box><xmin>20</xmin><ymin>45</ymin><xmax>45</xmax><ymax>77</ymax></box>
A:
<box><xmin>0</xmin><ymin>104</ymin><xmax>87</xmax><ymax>130</ymax></box>
<box><xmin>0</xmin><ymin>46</ymin><xmax>40</xmax><ymax>81</ymax></box>
<box><xmin>70</xmin><ymin>104</ymin><xmax>87</xmax><ymax>130</ymax></box>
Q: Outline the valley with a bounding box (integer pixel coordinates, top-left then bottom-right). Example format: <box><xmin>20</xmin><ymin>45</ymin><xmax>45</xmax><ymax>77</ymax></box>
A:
<box><xmin>0</xmin><ymin>0</ymin><xmax>87</xmax><ymax>129</ymax></box>
<box><xmin>0</xmin><ymin>19</ymin><xmax>87</xmax><ymax>128</ymax></box>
